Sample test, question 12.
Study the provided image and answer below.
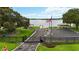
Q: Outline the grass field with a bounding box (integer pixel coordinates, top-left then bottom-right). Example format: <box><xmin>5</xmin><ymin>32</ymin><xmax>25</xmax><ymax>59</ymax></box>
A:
<box><xmin>0</xmin><ymin>27</ymin><xmax>37</xmax><ymax>51</ymax></box>
<box><xmin>0</xmin><ymin>42</ymin><xmax>18</xmax><ymax>51</ymax></box>
<box><xmin>37</xmin><ymin>44</ymin><xmax>79</xmax><ymax>51</ymax></box>
<box><xmin>16</xmin><ymin>27</ymin><xmax>35</xmax><ymax>37</ymax></box>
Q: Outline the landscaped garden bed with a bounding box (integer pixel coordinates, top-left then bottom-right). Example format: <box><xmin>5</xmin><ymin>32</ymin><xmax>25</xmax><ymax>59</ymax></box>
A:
<box><xmin>37</xmin><ymin>43</ymin><xmax>79</xmax><ymax>51</ymax></box>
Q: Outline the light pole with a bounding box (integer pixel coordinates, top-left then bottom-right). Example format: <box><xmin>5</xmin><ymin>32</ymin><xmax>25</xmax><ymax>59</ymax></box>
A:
<box><xmin>50</xmin><ymin>16</ymin><xmax>52</xmax><ymax>34</ymax></box>
<box><xmin>49</xmin><ymin>16</ymin><xmax>56</xmax><ymax>48</ymax></box>
<box><xmin>44</xmin><ymin>16</ymin><xmax>55</xmax><ymax>48</ymax></box>
<box><xmin>49</xmin><ymin>16</ymin><xmax>52</xmax><ymax>42</ymax></box>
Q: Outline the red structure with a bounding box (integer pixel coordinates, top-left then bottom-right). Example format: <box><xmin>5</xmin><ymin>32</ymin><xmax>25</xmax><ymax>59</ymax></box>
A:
<box><xmin>46</xmin><ymin>16</ymin><xmax>52</xmax><ymax>28</ymax></box>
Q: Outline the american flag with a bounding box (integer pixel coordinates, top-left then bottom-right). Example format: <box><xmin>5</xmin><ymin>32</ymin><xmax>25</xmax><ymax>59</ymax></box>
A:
<box><xmin>46</xmin><ymin>16</ymin><xmax>52</xmax><ymax>23</ymax></box>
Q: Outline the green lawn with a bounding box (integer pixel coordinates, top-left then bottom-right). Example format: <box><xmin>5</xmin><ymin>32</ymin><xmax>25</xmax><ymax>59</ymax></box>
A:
<box><xmin>16</xmin><ymin>27</ymin><xmax>34</xmax><ymax>37</ymax></box>
<box><xmin>37</xmin><ymin>44</ymin><xmax>79</xmax><ymax>51</ymax></box>
<box><xmin>0</xmin><ymin>42</ymin><xmax>18</xmax><ymax>51</ymax></box>
<box><xmin>0</xmin><ymin>27</ymin><xmax>37</xmax><ymax>51</ymax></box>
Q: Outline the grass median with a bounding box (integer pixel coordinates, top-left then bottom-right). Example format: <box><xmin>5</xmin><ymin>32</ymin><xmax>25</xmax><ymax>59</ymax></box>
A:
<box><xmin>37</xmin><ymin>43</ymin><xmax>79</xmax><ymax>51</ymax></box>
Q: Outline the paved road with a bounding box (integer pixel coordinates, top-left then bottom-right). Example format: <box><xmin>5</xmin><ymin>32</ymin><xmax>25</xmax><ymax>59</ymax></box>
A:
<box><xmin>51</xmin><ymin>29</ymin><xmax>79</xmax><ymax>37</ymax></box>
<box><xmin>14</xmin><ymin>29</ymin><xmax>47</xmax><ymax>51</ymax></box>
<box><xmin>42</xmin><ymin>29</ymin><xmax>79</xmax><ymax>43</ymax></box>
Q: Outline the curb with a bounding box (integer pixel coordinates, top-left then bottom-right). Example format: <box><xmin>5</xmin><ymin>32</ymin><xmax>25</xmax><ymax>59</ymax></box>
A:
<box><xmin>70</xmin><ymin>29</ymin><xmax>79</xmax><ymax>34</ymax></box>
<box><xmin>35</xmin><ymin>43</ymin><xmax>40</xmax><ymax>51</ymax></box>
<box><xmin>13</xmin><ymin>30</ymin><xmax>37</xmax><ymax>51</ymax></box>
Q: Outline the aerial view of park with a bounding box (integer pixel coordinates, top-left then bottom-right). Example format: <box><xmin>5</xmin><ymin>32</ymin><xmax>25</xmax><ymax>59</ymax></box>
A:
<box><xmin>0</xmin><ymin>7</ymin><xmax>79</xmax><ymax>51</ymax></box>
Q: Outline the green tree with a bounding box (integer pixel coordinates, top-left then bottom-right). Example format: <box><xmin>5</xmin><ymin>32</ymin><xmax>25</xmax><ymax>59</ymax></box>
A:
<box><xmin>0</xmin><ymin>7</ymin><xmax>30</xmax><ymax>33</ymax></box>
<box><xmin>63</xmin><ymin>8</ymin><xmax>79</xmax><ymax>29</ymax></box>
<box><xmin>3</xmin><ymin>22</ymin><xmax>16</xmax><ymax>32</ymax></box>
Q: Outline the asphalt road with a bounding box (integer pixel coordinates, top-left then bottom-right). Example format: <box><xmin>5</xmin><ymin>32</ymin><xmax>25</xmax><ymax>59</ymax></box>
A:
<box><xmin>14</xmin><ymin>29</ymin><xmax>47</xmax><ymax>51</ymax></box>
<box><xmin>42</xmin><ymin>29</ymin><xmax>79</xmax><ymax>43</ymax></box>
<box><xmin>52</xmin><ymin>29</ymin><xmax>79</xmax><ymax>37</ymax></box>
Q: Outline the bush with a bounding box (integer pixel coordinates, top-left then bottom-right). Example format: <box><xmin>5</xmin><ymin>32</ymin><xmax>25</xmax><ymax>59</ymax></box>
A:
<box><xmin>42</xmin><ymin>42</ymin><xmax>56</xmax><ymax>48</ymax></box>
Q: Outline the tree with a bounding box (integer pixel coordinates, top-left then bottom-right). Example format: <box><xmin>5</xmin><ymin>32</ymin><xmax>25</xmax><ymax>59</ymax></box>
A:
<box><xmin>21</xmin><ymin>20</ymin><xmax>29</xmax><ymax>29</ymax></box>
<box><xmin>0</xmin><ymin>7</ymin><xmax>30</xmax><ymax>32</ymax></box>
<box><xmin>3</xmin><ymin>22</ymin><xmax>16</xmax><ymax>32</ymax></box>
<box><xmin>63</xmin><ymin>8</ymin><xmax>79</xmax><ymax>29</ymax></box>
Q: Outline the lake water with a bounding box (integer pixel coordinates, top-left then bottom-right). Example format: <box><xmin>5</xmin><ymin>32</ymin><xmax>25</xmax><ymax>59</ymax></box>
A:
<box><xmin>30</xmin><ymin>20</ymin><xmax>63</xmax><ymax>28</ymax></box>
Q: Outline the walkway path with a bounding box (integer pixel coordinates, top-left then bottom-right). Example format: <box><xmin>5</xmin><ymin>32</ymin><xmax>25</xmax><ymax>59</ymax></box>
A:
<box><xmin>14</xmin><ymin>29</ymin><xmax>47</xmax><ymax>51</ymax></box>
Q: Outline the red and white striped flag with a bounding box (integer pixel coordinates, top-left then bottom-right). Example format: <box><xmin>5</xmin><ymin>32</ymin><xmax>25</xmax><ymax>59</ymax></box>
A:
<box><xmin>46</xmin><ymin>16</ymin><xmax>52</xmax><ymax>23</ymax></box>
